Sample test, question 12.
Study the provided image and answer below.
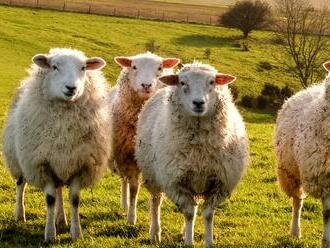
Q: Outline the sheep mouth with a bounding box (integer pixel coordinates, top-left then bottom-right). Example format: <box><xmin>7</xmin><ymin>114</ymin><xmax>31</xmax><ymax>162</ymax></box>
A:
<box><xmin>63</xmin><ymin>91</ymin><xmax>75</xmax><ymax>97</ymax></box>
<box><xmin>193</xmin><ymin>107</ymin><xmax>205</xmax><ymax>114</ymax></box>
<box><xmin>140</xmin><ymin>88</ymin><xmax>153</xmax><ymax>94</ymax></box>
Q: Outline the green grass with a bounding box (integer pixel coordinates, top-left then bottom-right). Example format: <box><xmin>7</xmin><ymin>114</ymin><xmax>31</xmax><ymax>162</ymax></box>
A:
<box><xmin>0</xmin><ymin>5</ymin><xmax>326</xmax><ymax>247</ymax></box>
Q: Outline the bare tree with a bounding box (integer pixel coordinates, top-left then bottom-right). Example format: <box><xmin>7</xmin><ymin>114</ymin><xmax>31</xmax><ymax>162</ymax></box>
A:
<box><xmin>220</xmin><ymin>0</ymin><xmax>271</xmax><ymax>39</ymax></box>
<box><xmin>275</xmin><ymin>0</ymin><xmax>330</xmax><ymax>88</ymax></box>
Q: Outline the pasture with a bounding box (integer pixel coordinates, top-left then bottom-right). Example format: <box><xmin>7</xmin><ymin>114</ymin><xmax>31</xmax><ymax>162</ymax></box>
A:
<box><xmin>0</xmin><ymin>4</ymin><xmax>326</xmax><ymax>247</ymax></box>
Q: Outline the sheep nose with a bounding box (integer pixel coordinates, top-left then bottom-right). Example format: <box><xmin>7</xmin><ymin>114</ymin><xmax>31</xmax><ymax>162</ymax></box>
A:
<box><xmin>66</xmin><ymin>85</ymin><xmax>77</xmax><ymax>93</ymax></box>
<box><xmin>141</xmin><ymin>83</ymin><xmax>152</xmax><ymax>90</ymax></box>
<box><xmin>193</xmin><ymin>100</ymin><xmax>205</xmax><ymax>108</ymax></box>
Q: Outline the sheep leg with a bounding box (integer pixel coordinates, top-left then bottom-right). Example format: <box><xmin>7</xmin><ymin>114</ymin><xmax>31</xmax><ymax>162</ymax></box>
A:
<box><xmin>127</xmin><ymin>173</ymin><xmax>140</xmax><ymax>225</ymax></box>
<box><xmin>120</xmin><ymin>177</ymin><xmax>129</xmax><ymax>210</ymax></box>
<box><xmin>183</xmin><ymin>204</ymin><xmax>197</xmax><ymax>246</ymax></box>
<box><xmin>203</xmin><ymin>205</ymin><xmax>215</xmax><ymax>248</ymax></box>
<box><xmin>15</xmin><ymin>177</ymin><xmax>27</xmax><ymax>222</ymax></box>
<box><xmin>55</xmin><ymin>187</ymin><xmax>67</xmax><ymax>233</ymax></box>
<box><xmin>291</xmin><ymin>197</ymin><xmax>303</xmax><ymax>238</ymax></box>
<box><xmin>69</xmin><ymin>177</ymin><xmax>83</xmax><ymax>239</ymax></box>
<box><xmin>149</xmin><ymin>192</ymin><xmax>163</xmax><ymax>242</ymax></box>
<box><xmin>322</xmin><ymin>196</ymin><xmax>330</xmax><ymax>248</ymax></box>
<box><xmin>44</xmin><ymin>183</ymin><xmax>56</xmax><ymax>242</ymax></box>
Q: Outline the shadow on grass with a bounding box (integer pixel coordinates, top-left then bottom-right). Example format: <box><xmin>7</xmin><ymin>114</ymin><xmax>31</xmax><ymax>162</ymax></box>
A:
<box><xmin>84</xmin><ymin>210</ymin><xmax>125</xmax><ymax>222</ymax></box>
<box><xmin>272</xmin><ymin>236</ymin><xmax>305</xmax><ymax>248</ymax></box>
<box><xmin>0</xmin><ymin>222</ymin><xmax>44</xmax><ymax>246</ymax></box>
<box><xmin>240</xmin><ymin>107</ymin><xmax>276</xmax><ymax>124</ymax></box>
<box><xmin>96</xmin><ymin>223</ymin><xmax>144</xmax><ymax>238</ymax></box>
<box><xmin>174</xmin><ymin>34</ymin><xmax>237</xmax><ymax>48</ymax></box>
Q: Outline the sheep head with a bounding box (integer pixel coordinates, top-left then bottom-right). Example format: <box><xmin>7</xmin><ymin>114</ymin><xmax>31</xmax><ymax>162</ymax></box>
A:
<box><xmin>33</xmin><ymin>48</ymin><xmax>106</xmax><ymax>102</ymax></box>
<box><xmin>160</xmin><ymin>62</ymin><xmax>236</xmax><ymax>117</ymax></box>
<box><xmin>115</xmin><ymin>52</ymin><xmax>180</xmax><ymax>97</ymax></box>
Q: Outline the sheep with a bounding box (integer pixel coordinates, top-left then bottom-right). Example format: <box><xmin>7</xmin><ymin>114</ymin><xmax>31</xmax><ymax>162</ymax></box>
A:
<box><xmin>2</xmin><ymin>48</ymin><xmax>111</xmax><ymax>241</ymax></box>
<box><xmin>274</xmin><ymin>61</ymin><xmax>330</xmax><ymax>248</ymax></box>
<box><xmin>135</xmin><ymin>62</ymin><xmax>249</xmax><ymax>247</ymax></box>
<box><xmin>109</xmin><ymin>52</ymin><xmax>180</xmax><ymax>224</ymax></box>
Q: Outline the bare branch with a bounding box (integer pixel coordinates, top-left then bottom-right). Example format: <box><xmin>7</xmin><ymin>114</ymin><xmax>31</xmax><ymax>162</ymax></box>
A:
<box><xmin>274</xmin><ymin>0</ymin><xmax>330</xmax><ymax>88</ymax></box>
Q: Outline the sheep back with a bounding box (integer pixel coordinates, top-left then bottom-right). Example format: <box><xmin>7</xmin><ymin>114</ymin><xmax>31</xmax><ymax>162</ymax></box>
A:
<box><xmin>275</xmin><ymin>83</ymin><xmax>330</xmax><ymax>198</ymax></box>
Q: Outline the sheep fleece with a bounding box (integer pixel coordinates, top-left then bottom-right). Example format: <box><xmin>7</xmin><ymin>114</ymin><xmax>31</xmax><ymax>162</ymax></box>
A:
<box><xmin>3</xmin><ymin>67</ymin><xmax>111</xmax><ymax>189</ymax></box>
<box><xmin>275</xmin><ymin>82</ymin><xmax>330</xmax><ymax>198</ymax></box>
<box><xmin>135</xmin><ymin>87</ymin><xmax>249</xmax><ymax>206</ymax></box>
<box><xmin>109</xmin><ymin>70</ymin><xmax>147</xmax><ymax>177</ymax></box>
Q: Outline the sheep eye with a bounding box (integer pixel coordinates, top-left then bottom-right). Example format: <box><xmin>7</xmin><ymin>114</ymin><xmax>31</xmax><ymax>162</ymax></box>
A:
<box><xmin>210</xmin><ymin>80</ymin><xmax>214</xmax><ymax>85</ymax></box>
<box><xmin>52</xmin><ymin>65</ymin><xmax>58</xmax><ymax>71</ymax></box>
<box><xmin>132</xmin><ymin>66</ymin><xmax>137</xmax><ymax>70</ymax></box>
<box><xmin>180</xmin><ymin>81</ymin><xmax>185</xmax><ymax>86</ymax></box>
<box><xmin>81</xmin><ymin>66</ymin><xmax>86</xmax><ymax>71</ymax></box>
<box><xmin>158</xmin><ymin>67</ymin><xmax>162</xmax><ymax>71</ymax></box>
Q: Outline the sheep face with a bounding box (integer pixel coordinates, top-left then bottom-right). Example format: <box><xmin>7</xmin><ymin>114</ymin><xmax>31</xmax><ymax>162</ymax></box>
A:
<box><xmin>160</xmin><ymin>70</ymin><xmax>236</xmax><ymax>117</ymax></box>
<box><xmin>115</xmin><ymin>53</ymin><xmax>179</xmax><ymax>97</ymax></box>
<box><xmin>32</xmin><ymin>52</ymin><xmax>106</xmax><ymax>102</ymax></box>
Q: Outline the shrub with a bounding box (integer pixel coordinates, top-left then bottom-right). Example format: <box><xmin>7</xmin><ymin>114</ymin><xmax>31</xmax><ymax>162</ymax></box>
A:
<box><xmin>258</xmin><ymin>61</ymin><xmax>273</xmax><ymax>71</ymax></box>
<box><xmin>256</xmin><ymin>95</ymin><xmax>268</xmax><ymax>109</ymax></box>
<box><xmin>261</xmin><ymin>83</ymin><xmax>280</xmax><ymax>97</ymax></box>
<box><xmin>271</xmin><ymin>36</ymin><xmax>286</xmax><ymax>45</ymax></box>
<box><xmin>240</xmin><ymin>84</ymin><xmax>294</xmax><ymax>110</ymax></box>
<box><xmin>241</xmin><ymin>95</ymin><xmax>257</xmax><ymax>108</ymax></box>
<box><xmin>281</xmin><ymin>85</ymin><xmax>294</xmax><ymax>99</ymax></box>
<box><xmin>204</xmin><ymin>48</ymin><xmax>211</xmax><ymax>59</ymax></box>
<box><xmin>145</xmin><ymin>39</ymin><xmax>160</xmax><ymax>53</ymax></box>
<box><xmin>220</xmin><ymin>0</ymin><xmax>271</xmax><ymax>38</ymax></box>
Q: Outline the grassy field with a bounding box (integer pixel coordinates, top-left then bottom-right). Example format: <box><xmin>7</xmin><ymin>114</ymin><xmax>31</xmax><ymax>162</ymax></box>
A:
<box><xmin>0</xmin><ymin>5</ymin><xmax>327</xmax><ymax>247</ymax></box>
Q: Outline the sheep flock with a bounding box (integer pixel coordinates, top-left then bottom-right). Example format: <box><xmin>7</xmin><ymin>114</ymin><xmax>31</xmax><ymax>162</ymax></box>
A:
<box><xmin>2</xmin><ymin>47</ymin><xmax>330</xmax><ymax>247</ymax></box>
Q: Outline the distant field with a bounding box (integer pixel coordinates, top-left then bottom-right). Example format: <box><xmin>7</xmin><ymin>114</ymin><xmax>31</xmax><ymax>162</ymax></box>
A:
<box><xmin>0</xmin><ymin>0</ymin><xmax>325</xmax><ymax>28</ymax></box>
<box><xmin>0</xmin><ymin>4</ymin><xmax>329</xmax><ymax>248</ymax></box>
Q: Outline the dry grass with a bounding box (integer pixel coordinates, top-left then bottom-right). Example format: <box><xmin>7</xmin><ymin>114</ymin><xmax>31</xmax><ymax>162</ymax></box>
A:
<box><xmin>0</xmin><ymin>0</ymin><xmax>228</xmax><ymax>25</ymax></box>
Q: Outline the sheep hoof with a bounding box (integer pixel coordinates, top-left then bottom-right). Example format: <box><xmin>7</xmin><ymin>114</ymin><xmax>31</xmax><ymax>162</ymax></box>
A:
<box><xmin>150</xmin><ymin>230</ymin><xmax>161</xmax><ymax>243</ymax></box>
<box><xmin>322</xmin><ymin>239</ymin><xmax>330</xmax><ymax>248</ymax></box>
<box><xmin>127</xmin><ymin>215</ymin><xmax>136</xmax><ymax>225</ymax></box>
<box><xmin>71</xmin><ymin>227</ymin><xmax>83</xmax><ymax>239</ymax></box>
<box><xmin>184</xmin><ymin>240</ymin><xmax>193</xmax><ymax>247</ymax></box>
<box><xmin>290</xmin><ymin>229</ymin><xmax>301</xmax><ymax>238</ymax></box>
<box><xmin>44</xmin><ymin>232</ymin><xmax>56</xmax><ymax>242</ymax></box>
<box><xmin>120</xmin><ymin>202</ymin><xmax>128</xmax><ymax>211</ymax></box>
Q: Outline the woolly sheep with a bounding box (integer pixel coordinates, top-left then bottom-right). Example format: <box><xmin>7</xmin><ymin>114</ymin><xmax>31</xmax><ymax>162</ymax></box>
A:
<box><xmin>108</xmin><ymin>52</ymin><xmax>180</xmax><ymax>224</ymax></box>
<box><xmin>135</xmin><ymin>62</ymin><xmax>249</xmax><ymax>247</ymax></box>
<box><xmin>3</xmin><ymin>48</ymin><xmax>111</xmax><ymax>241</ymax></box>
<box><xmin>275</xmin><ymin>61</ymin><xmax>330</xmax><ymax>247</ymax></box>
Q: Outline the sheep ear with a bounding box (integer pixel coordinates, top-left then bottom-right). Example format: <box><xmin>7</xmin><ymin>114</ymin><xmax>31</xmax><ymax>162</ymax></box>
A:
<box><xmin>32</xmin><ymin>54</ymin><xmax>50</xmax><ymax>69</ymax></box>
<box><xmin>159</xmin><ymin>75</ymin><xmax>179</xmax><ymax>86</ymax></box>
<box><xmin>215</xmin><ymin>74</ymin><xmax>236</xmax><ymax>85</ymax></box>
<box><xmin>323</xmin><ymin>61</ymin><xmax>330</xmax><ymax>72</ymax></box>
<box><xmin>86</xmin><ymin>57</ymin><xmax>106</xmax><ymax>70</ymax></box>
<box><xmin>162</xmin><ymin>58</ymin><xmax>180</xmax><ymax>68</ymax></box>
<box><xmin>115</xmin><ymin>57</ymin><xmax>132</xmax><ymax>67</ymax></box>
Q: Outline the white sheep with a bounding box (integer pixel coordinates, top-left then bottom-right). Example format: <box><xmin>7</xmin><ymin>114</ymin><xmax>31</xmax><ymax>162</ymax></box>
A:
<box><xmin>275</xmin><ymin>61</ymin><xmax>330</xmax><ymax>247</ymax></box>
<box><xmin>109</xmin><ymin>52</ymin><xmax>180</xmax><ymax>224</ymax></box>
<box><xmin>2</xmin><ymin>48</ymin><xmax>111</xmax><ymax>241</ymax></box>
<box><xmin>135</xmin><ymin>62</ymin><xmax>249</xmax><ymax>247</ymax></box>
